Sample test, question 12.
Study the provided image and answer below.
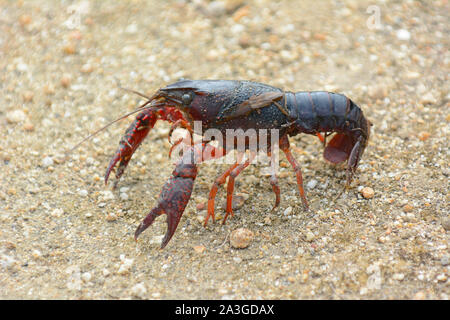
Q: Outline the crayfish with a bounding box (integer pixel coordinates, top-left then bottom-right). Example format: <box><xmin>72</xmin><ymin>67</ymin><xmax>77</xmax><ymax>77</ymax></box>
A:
<box><xmin>93</xmin><ymin>80</ymin><xmax>371</xmax><ymax>248</ymax></box>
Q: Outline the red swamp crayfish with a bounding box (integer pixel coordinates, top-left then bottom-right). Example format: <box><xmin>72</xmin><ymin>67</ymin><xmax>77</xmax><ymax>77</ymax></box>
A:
<box><xmin>79</xmin><ymin>80</ymin><xmax>371</xmax><ymax>248</ymax></box>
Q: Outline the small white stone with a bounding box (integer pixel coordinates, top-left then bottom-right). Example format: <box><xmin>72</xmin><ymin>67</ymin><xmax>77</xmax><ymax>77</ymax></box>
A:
<box><xmin>207</xmin><ymin>1</ymin><xmax>226</xmax><ymax>16</ymax></box>
<box><xmin>131</xmin><ymin>282</ymin><xmax>147</xmax><ymax>298</ymax></box>
<box><xmin>32</xmin><ymin>249</ymin><xmax>42</xmax><ymax>259</ymax></box>
<box><xmin>79</xmin><ymin>189</ymin><xmax>88</xmax><ymax>197</ymax></box>
<box><xmin>16</xmin><ymin>63</ymin><xmax>28</xmax><ymax>72</ymax></box>
<box><xmin>6</xmin><ymin>110</ymin><xmax>26</xmax><ymax>123</ymax></box>
<box><xmin>125</xmin><ymin>23</ymin><xmax>138</xmax><ymax>34</ymax></box>
<box><xmin>100</xmin><ymin>190</ymin><xmax>115</xmax><ymax>201</ymax></box>
<box><xmin>0</xmin><ymin>254</ymin><xmax>16</xmax><ymax>269</ymax></box>
<box><xmin>283</xmin><ymin>207</ymin><xmax>293</xmax><ymax>216</ymax></box>
<box><xmin>436</xmin><ymin>274</ymin><xmax>447</xmax><ymax>282</ymax></box>
<box><xmin>51</xmin><ymin>208</ymin><xmax>64</xmax><ymax>217</ymax></box>
<box><xmin>120</xmin><ymin>193</ymin><xmax>129</xmax><ymax>201</ymax></box>
<box><xmin>42</xmin><ymin>156</ymin><xmax>54</xmax><ymax>167</ymax></box>
<box><xmin>233</xmin><ymin>257</ymin><xmax>242</xmax><ymax>263</ymax></box>
<box><xmin>81</xmin><ymin>272</ymin><xmax>92</xmax><ymax>282</ymax></box>
<box><xmin>306</xmin><ymin>179</ymin><xmax>318</xmax><ymax>189</ymax></box>
<box><xmin>150</xmin><ymin>235</ymin><xmax>164</xmax><ymax>245</ymax></box>
<box><xmin>231</xmin><ymin>24</ymin><xmax>244</xmax><ymax>34</ymax></box>
<box><xmin>392</xmin><ymin>273</ymin><xmax>405</xmax><ymax>281</ymax></box>
<box><xmin>117</xmin><ymin>256</ymin><xmax>134</xmax><ymax>275</ymax></box>
<box><xmin>102</xmin><ymin>268</ymin><xmax>110</xmax><ymax>277</ymax></box>
<box><xmin>396</xmin><ymin>29</ymin><xmax>411</xmax><ymax>41</ymax></box>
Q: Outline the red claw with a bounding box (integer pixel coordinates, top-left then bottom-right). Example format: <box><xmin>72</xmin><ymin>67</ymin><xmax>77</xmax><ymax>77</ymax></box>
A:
<box><xmin>134</xmin><ymin>146</ymin><xmax>200</xmax><ymax>248</ymax></box>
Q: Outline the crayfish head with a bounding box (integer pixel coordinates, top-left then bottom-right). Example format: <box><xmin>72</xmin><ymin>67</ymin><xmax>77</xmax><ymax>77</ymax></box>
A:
<box><xmin>157</xmin><ymin>80</ymin><xmax>205</xmax><ymax>110</ymax></box>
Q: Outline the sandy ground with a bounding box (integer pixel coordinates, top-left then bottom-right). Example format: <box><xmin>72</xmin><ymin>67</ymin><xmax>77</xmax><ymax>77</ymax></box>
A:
<box><xmin>0</xmin><ymin>0</ymin><xmax>449</xmax><ymax>300</ymax></box>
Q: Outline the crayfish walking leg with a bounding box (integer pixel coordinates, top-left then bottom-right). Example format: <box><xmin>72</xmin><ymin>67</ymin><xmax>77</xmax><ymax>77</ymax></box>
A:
<box><xmin>280</xmin><ymin>136</ymin><xmax>309</xmax><ymax>210</ymax></box>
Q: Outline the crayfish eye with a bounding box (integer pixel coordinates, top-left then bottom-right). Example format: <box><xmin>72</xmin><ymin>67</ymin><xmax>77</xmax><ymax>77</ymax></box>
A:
<box><xmin>181</xmin><ymin>93</ymin><xmax>193</xmax><ymax>105</ymax></box>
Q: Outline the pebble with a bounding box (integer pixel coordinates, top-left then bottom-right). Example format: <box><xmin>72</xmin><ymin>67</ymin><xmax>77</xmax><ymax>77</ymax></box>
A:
<box><xmin>230</xmin><ymin>228</ymin><xmax>254</xmax><ymax>249</ymax></box>
<box><xmin>283</xmin><ymin>207</ymin><xmax>293</xmax><ymax>216</ymax></box>
<box><xmin>23</xmin><ymin>91</ymin><xmax>34</xmax><ymax>102</ymax></box>
<box><xmin>403</xmin><ymin>204</ymin><xmax>414</xmax><ymax>213</ymax></box>
<box><xmin>196</xmin><ymin>202</ymin><xmax>206</xmax><ymax>211</ymax></box>
<box><xmin>396</xmin><ymin>29</ymin><xmax>411</xmax><ymax>41</ymax></box>
<box><xmin>120</xmin><ymin>193</ymin><xmax>129</xmax><ymax>201</ymax></box>
<box><xmin>81</xmin><ymin>272</ymin><xmax>92</xmax><ymax>282</ymax></box>
<box><xmin>305</xmin><ymin>231</ymin><xmax>315</xmax><ymax>242</ymax></box>
<box><xmin>420</xmin><ymin>92</ymin><xmax>437</xmax><ymax>105</ymax></box>
<box><xmin>207</xmin><ymin>1</ymin><xmax>226</xmax><ymax>16</ymax></box>
<box><xmin>66</xmin><ymin>272</ymin><xmax>82</xmax><ymax>291</ymax></box>
<box><xmin>418</xmin><ymin>131</ymin><xmax>431</xmax><ymax>141</ymax></box>
<box><xmin>106</xmin><ymin>212</ymin><xmax>117</xmax><ymax>222</ymax></box>
<box><xmin>436</xmin><ymin>274</ymin><xmax>447</xmax><ymax>282</ymax></box>
<box><xmin>306</xmin><ymin>179</ymin><xmax>318</xmax><ymax>189</ymax></box>
<box><xmin>413</xmin><ymin>291</ymin><xmax>425</xmax><ymax>300</ymax></box>
<box><xmin>32</xmin><ymin>249</ymin><xmax>42</xmax><ymax>259</ymax></box>
<box><xmin>43</xmin><ymin>84</ymin><xmax>55</xmax><ymax>95</ymax></box>
<box><xmin>368</xmin><ymin>86</ymin><xmax>387</xmax><ymax>100</ymax></box>
<box><xmin>51</xmin><ymin>208</ymin><xmax>64</xmax><ymax>217</ymax></box>
<box><xmin>63</xmin><ymin>44</ymin><xmax>76</xmax><ymax>55</ymax></box>
<box><xmin>60</xmin><ymin>75</ymin><xmax>71</xmax><ymax>88</ymax></box>
<box><xmin>366</xmin><ymin>267</ymin><xmax>382</xmax><ymax>290</ymax></box>
<box><xmin>19</xmin><ymin>14</ymin><xmax>32</xmax><ymax>26</ymax></box>
<box><xmin>150</xmin><ymin>235</ymin><xmax>164</xmax><ymax>245</ymax></box>
<box><xmin>6</xmin><ymin>110</ymin><xmax>26</xmax><ymax>123</ymax></box>
<box><xmin>78</xmin><ymin>189</ymin><xmax>88</xmax><ymax>197</ymax></box>
<box><xmin>441</xmin><ymin>218</ymin><xmax>450</xmax><ymax>231</ymax></box>
<box><xmin>81</xmin><ymin>63</ymin><xmax>94</xmax><ymax>73</ymax></box>
<box><xmin>117</xmin><ymin>255</ymin><xmax>134</xmax><ymax>275</ymax></box>
<box><xmin>125</xmin><ymin>23</ymin><xmax>138</xmax><ymax>34</ymax></box>
<box><xmin>23</xmin><ymin>122</ymin><xmax>34</xmax><ymax>131</ymax></box>
<box><xmin>440</xmin><ymin>256</ymin><xmax>449</xmax><ymax>266</ymax></box>
<box><xmin>0</xmin><ymin>254</ymin><xmax>16</xmax><ymax>269</ymax></box>
<box><xmin>193</xmin><ymin>245</ymin><xmax>206</xmax><ymax>254</ymax></box>
<box><xmin>238</xmin><ymin>34</ymin><xmax>251</xmax><ymax>48</ymax></box>
<box><xmin>131</xmin><ymin>282</ymin><xmax>147</xmax><ymax>298</ymax></box>
<box><xmin>151</xmin><ymin>292</ymin><xmax>160</xmax><ymax>298</ymax></box>
<box><xmin>392</xmin><ymin>273</ymin><xmax>405</xmax><ymax>281</ymax></box>
<box><xmin>102</xmin><ymin>268</ymin><xmax>110</xmax><ymax>277</ymax></box>
<box><xmin>100</xmin><ymin>190</ymin><xmax>115</xmax><ymax>201</ymax></box>
<box><xmin>233</xmin><ymin>257</ymin><xmax>242</xmax><ymax>263</ymax></box>
<box><xmin>360</xmin><ymin>187</ymin><xmax>374</xmax><ymax>199</ymax></box>
<box><xmin>42</xmin><ymin>157</ymin><xmax>54</xmax><ymax>168</ymax></box>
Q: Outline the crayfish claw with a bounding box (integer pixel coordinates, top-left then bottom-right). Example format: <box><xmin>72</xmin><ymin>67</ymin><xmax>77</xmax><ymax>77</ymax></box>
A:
<box><xmin>134</xmin><ymin>207</ymin><xmax>162</xmax><ymax>241</ymax></box>
<box><xmin>104</xmin><ymin>154</ymin><xmax>120</xmax><ymax>186</ymax></box>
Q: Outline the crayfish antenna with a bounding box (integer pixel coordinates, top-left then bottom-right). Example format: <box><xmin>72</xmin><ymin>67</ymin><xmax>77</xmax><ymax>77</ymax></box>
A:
<box><xmin>66</xmin><ymin>99</ymin><xmax>153</xmax><ymax>158</ymax></box>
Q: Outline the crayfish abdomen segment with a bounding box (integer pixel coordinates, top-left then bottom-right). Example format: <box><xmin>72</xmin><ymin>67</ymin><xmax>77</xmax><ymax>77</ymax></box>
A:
<box><xmin>287</xmin><ymin>91</ymin><xmax>370</xmax><ymax>184</ymax></box>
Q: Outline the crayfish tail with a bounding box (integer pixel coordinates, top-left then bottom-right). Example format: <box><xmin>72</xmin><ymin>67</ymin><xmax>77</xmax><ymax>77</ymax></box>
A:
<box><xmin>323</xmin><ymin>133</ymin><xmax>354</xmax><ymax>164</ymax></box>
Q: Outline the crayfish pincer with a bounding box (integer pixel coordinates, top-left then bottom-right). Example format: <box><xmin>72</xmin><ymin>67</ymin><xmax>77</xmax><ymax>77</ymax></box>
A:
<box><xmin>104</xmin><ymin>80</ymin><xmax>371</xmax><ymax>248</ymax></box>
